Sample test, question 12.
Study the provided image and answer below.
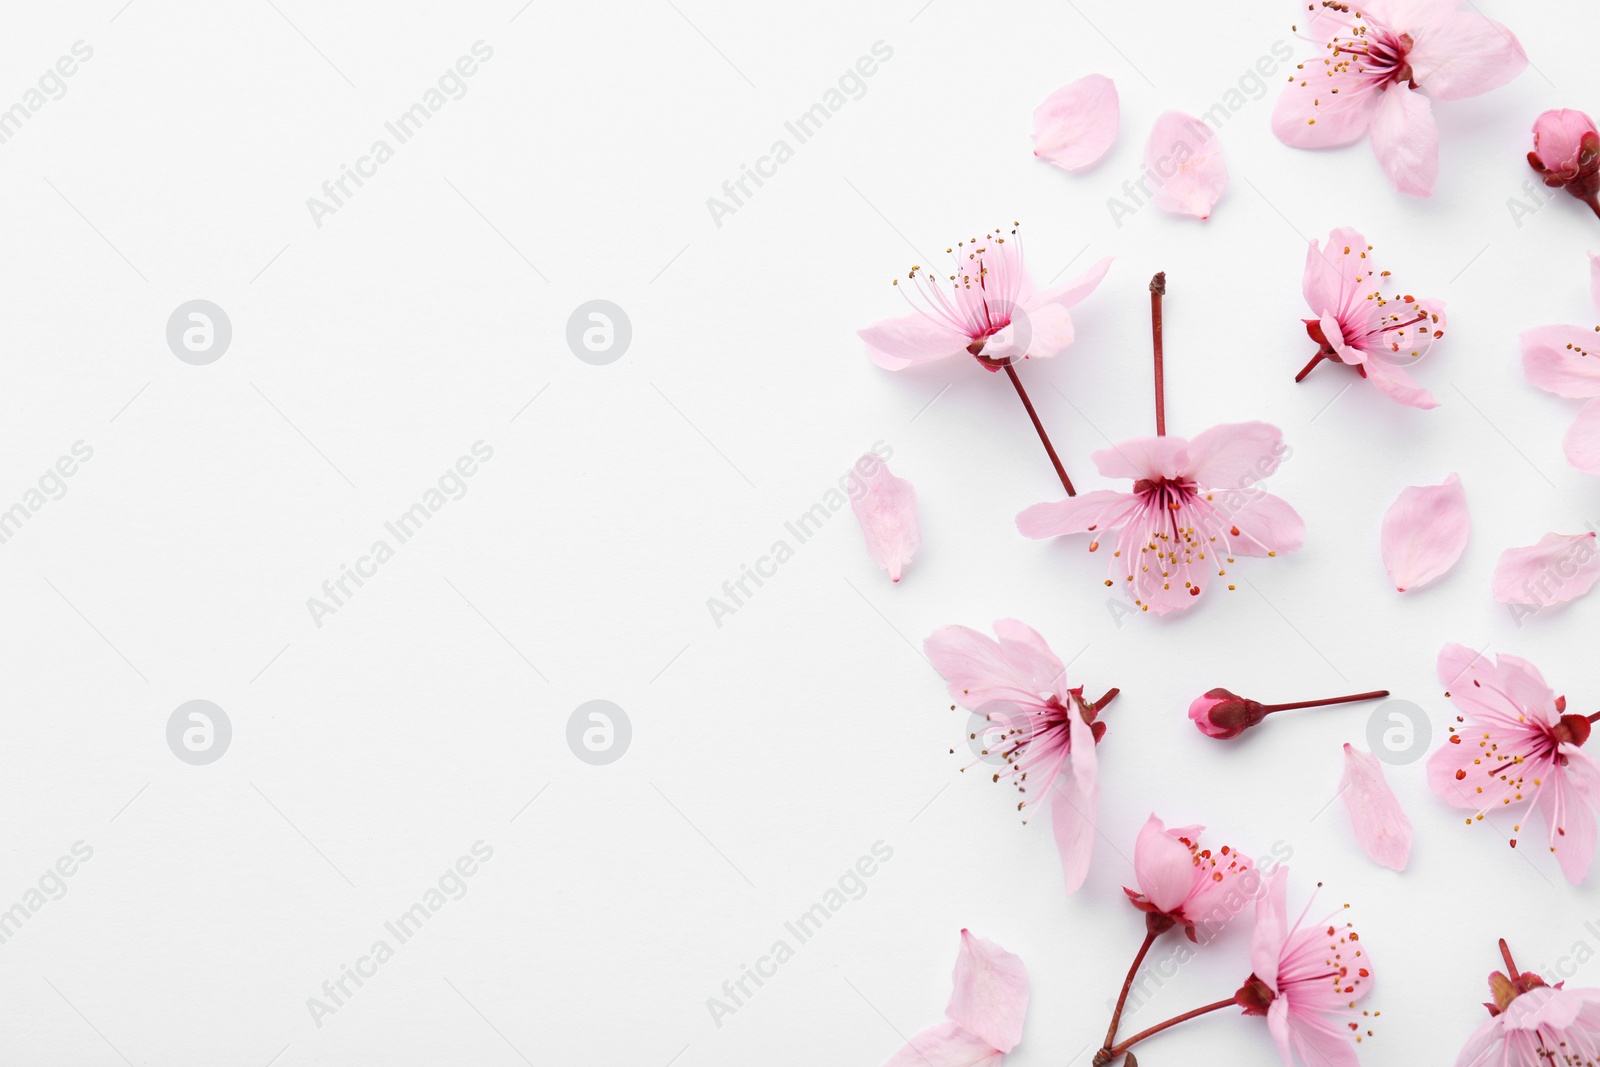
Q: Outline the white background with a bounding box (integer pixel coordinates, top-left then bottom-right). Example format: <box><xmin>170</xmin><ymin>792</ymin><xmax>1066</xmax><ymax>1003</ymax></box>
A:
<box><xmin>0</xmin><ymin>0</ymin><xmax>1595</xmax><ymax>1064</ymax></box>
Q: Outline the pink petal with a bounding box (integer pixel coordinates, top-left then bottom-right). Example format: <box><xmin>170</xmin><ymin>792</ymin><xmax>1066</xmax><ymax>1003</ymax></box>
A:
<box><xmin>850</xmin><ymin>455</ymin><xmax>920</xmax><ymax>582</ymax></box>
<box><xmin>1132</xmin><ymin>814</ymin><xmax>1200</xmax><ymax>914</ymax></box>
<box><xmin>1272</xmin><ymin>64</ymin><xmax>1380</xmax><ymax>148</ymax></box>
<box><xmin>859</xmin><ymin>312</ymin><xmax>970</xmax><ymax>371</ymax></box>
<box><xmin>1565</xmin><ymin>397</ymin><xmax>1600</xmax><ymax>475</ymax></box>
<box><xmin>1025</xmin><ymin>256</ymin><xmax>1113</xmax><ymax>312</ymax></box>
<box><xmin>1224</xmin><ymin>493</ymin><xmax>1307</xmax><ymax>558</ymax></box>
<box><xmin>1248</xmin><ymin>867</ymin><xmax>1289</xmax><ymax>990</ymax></box>
<box><xmin>1520</xmin><ymin>325</ymin><xmax>1600</xmax><ymax>399</ymax></box>
<box><xmin>1406</xmin><ymin>12</ymin><xmax>1527</xmax><ymax>101</ymax></box>
<box><xmin>991</xmin><ymin>619</ymin><xmax>1067</xmax><ymax>695</ymax></box>
<box><xmin>1089</xmin><ymin>435</ymin><xmax>1188</xmax><ymax>481</ymax></box>
<box><xmin>1015</xmin><ymin>489</ymin><xmax>1138</xmax><ymax>540</ymax></box>
<box><xmin>1016</xmin><ymin>257</ymin><xmax>1113</xmax><ymax>360</ymax></box>
<box><xmin>1186</xmin><ymin>421</ymin><xmax>1287</xmax><ymax>488</ymax></box>
<box><xmin>1369</xmin><ymin>87</ymin><xmax>1438</xmax><ymax>196</ymax></box>
<box><xmin>1362</xmin><ymin>356</ymin><xmax>1439</xmax><ymax>409</ymax></box>
<box><xmin>923</xmin><ymin>625</ymin><xmax>1037</xmax><ymax>713</ymax></box>
<box><xmin>1340</xmin><ymin>744</ymin><xmax>1413</xmax><ymax>872</ymax></box>
<box><xmin>1540</xmin><ymin>749</ymin><xmax>1599</xmax><ymax>884</ymax></box>
<box><xmin>1302</xmin><ymin>228</ymin><xmax>1371</xmax><ymax>318</ymax></box>
<box><xmin>945</xmin><ymin>930</ymin><xmax>1029</xmax><ymax>1054</ymax></box>
<box><xmin>1145</xmin><ymin>110</ymin><xmax>1228</xmax><ymax>220</ymax></box>
<box><xmin>1031</xmin><ymin>75</ymin><xmax>1119</xmax><ymax>173</ymax></box>
<box><xmin>1490</xmin><ymin>532</ymin><xmax>1600</xmax><ymax>607</ymax></box>
<box><xmin>882</xmin><ymin>1021</ymin><xmax>1002</xmax><ymax>1067</ymax></box>
<box><xmin>1051</xmin><ymin>709</ymin><xmax>1098</xmax><ymax>895</ymax></box>
<box><xmin>1380</xmin><ymin>473</ymin><xmax>1469</xmax><ymax>592</ymax></box>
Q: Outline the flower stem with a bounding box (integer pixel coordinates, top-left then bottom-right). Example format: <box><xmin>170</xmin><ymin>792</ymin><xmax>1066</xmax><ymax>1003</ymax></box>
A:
<box><xmin>1102</xmin><ymin>930</ymin><xmax>1159</xmax><ymax>1051</ymax></box>
<box><xmin>1264</xmin><ymin>690</ymin><xmax>1389</xmax><ymax>713</ymax></box>
<box><xmin>1002</xmin><ymin>362</ymin><xmax>1075</xmax><ymax>497</ymax></box>
<box><xmin>1500</xmin><ymin>938</ymin><xmax>1520</xmax><ymax>977</ymax></box>
<box><xmin>1295</xmin><ymin>349</ymin><xmax>1328</xmax><ymax>382</ymax></box>
<box><xmin>1103</xmin><ymin>996</ymin><xmax>1236</xmax><ymax>1060</ymax></box>
<box><xmin>1150</xmin><ymin>272</ymin><xmax>1167</xmax><ymax>436</ymax></box>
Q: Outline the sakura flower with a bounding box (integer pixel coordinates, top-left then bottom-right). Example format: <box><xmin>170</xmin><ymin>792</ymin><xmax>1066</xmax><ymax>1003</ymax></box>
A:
<box><xmin>1144</xmin><ymin>110</ymin><xmax>1229</xmax><ymax>220</ymax></box>
<box><xmin>1190</xmin><ymin>688</ymin><xmax>1390</xmax><ymax>740</ymax></box>
<box><xmin>1528</xmin><ymin>109</ymin><xmax>1600</xmax><ymax>220</ymax></box>
<box><xmin>1273</xmin><ymin>0</ymin><xmax>1527</xmax><ymax>196</ymax></box>
<box><xmin>850</xmin><ymin>453</ymin><xmax>920</xmax><ymax>582</ymax></box>
<box><xmin>1380</xmin><ymin>473</ymin><xmax>1469</xmax><ymax>592</ymax></box>
<box><xmin>925</xmin><ymin>620</ymin><xmax>1117</xmax><ymax>893</ymax></box>
<box><xmin>1017</xmin><ymin>422</ymin><xmax>1305</xmax><ymax>615</ymax></box>
<box><xmin>884</xmin><ymin>929</ymin><xmax>1030</xmax><ymax>1067</ymax></box>
<box><xmin>1428</xmin><ymin>643</ymin><xmax>1600</xmax><ymax>884</ymax></box>
<box><xmin>1124</xmin><ymin>814</ymin><xmax>1256</xmax><ymax>940</ymax></box>
<box><xmin>1237</xmin><ymin>868</ymin><xmax>1373</xmax><ymax>1067</ymax></box>
<box><xmin>859</xmin><ymin>225</ymin><xmax>1111</xmax><ymax>495</ymax></box>
<box><xmin>1033</xmin><ymin>74</ymin><xmax>1119</xmax><ymax>173</ymax></box>
<box><xmin>1297</xmin><ymin>227</ymin><xmax>1446</xmax><ymax>408</ymax></box>
<box><xmin>1491</xmin><ymin>531</ymin><xmax>1600</xmax><ymax>614</ymax></box>
<box><xmin>1521</xmin><ymin>254</ymin><xmax>1600</xmax><ymax>473</ymax></box>
<box><xmin>1455</xmin><ymin>940</ymin><xmax>1600</xmax><ymax>1067</ymax></box>
<box><xmin>1339</xmin><ymin>744</ymin><xmax>1413</xmax><ymax>871</ymax></box>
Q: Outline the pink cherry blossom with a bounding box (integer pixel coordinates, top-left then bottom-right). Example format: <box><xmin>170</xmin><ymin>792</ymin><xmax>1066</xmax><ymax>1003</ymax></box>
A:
<box><xmin>850</xmin><ymin>454</ymin><xmax>920</xmax><ymax>582</ymax></box>
<box><xmin>1454</xmin><ymin>942</ymin><xmax>1600</xmax><ymax>1067</ymax></box>
<box><xmin>1379</xmin><ymin>473</ymin><xmax>1469</xmax><ymax>592</ymax></box>
<box><xmin>1123</xmin><ymin>814</ymin><xmax>1256</xmax><ymax>940</ymax></box>
<box><xmin>1490</xmin><ymin>531</ymin><xmax>1600</xmax><ymax>612</ymax></box>
<box><xmin>884</xmin><ymin>929</ymin><xmax>1030</xmax><ymax>1067</ymax></box>
<box><xmin>859</xmin><ymin>226</ymin><xmax>1111</xmax><ymax>371</ymax></box>
<box><xmin>1297</xmin><ymin>227</ymin><xmax>1446</xmax><ymax>408</ymax></box>
<box><xmin>1033</xmin><ymin>75</ymin><xmax>1119</xmax><ymax>173</ymax></box>
<box><xmin>1339</xmin><ymin>744</ymin><xmax>1413</xmax><ymax>872</ymax></box>
<box><xmin>1428</xmin><ymin>643</ymin><xmax>1600</xmax><ymax>884</ymax></box>
<box><xmin>1528</xmin><ymin>109</ymin><xmax>1600</xmax><ymax>220</ymax></box>
<box><xmin>1239</xmin><ymin>868</ymin><xmax>1373</xmax><ymax>1067</ymax></box>
<box><xmin>1144</xmin><ymin>110</ymin><xmax>1229</xmax><ymax>220</ymax></box>
<box><xmin>924</xmin><ymin>620</ymin><xmax>1115</xmax><ymax>893</ymax></box>
<box><xmin>1016</xmin><ymin>422</ymin><xmax>1304</xmax><ymax>615</ymax></box>
<box><xmin>1521</xmin><ymin>254</ymin><xmax>1600</xmax><ymax>473</ymax></box>
<box><xmin>1273</xmin><ymin>0</ymin><xmax>1527</xmax><ymax>196</ymax></box>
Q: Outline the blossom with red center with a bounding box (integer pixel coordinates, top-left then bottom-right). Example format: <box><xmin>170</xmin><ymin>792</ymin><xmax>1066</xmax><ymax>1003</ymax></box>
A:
<box><xmin>1528</xmin><ymin>109</ymin><xmax>1600</xmax><ymax>221</ymax></box>
<box><xmin>1427</xmin><ymin>643</ymin><xmax>1600</xmax><ymax>884</ymax></box>
<box><xmin>1237</xmin><ymin>868</ymin><xmax>1373</xmax><ymax>1067</ymax></box>
<box><xmin>1297</xmin><ymin>227</ymin><xmax>1446</xmax><ymax>408</ymax></box>
<box><xmin>924</xmin><ymin>620</ymin><xmax>1116</xmax><ymax>894</ymax></box>
<box><xmin>1124</xmin><ymin>815</ymin><xmax>1256</xmax><ymax>941</ymax></box>
<box><xmin>1273</xmin><ymin>0</ymin><xmax>1527</xmax><ymax>196</ymax></box>
<box><xmin>1454</xmin><ymin>939</ymin><xmax>1600</xmax><ymax>1067</ymax></box>
<box><xmin>1017</xmin><ymin>424</ymin><xmax>1305</xmax><ymax>615</ymax></box>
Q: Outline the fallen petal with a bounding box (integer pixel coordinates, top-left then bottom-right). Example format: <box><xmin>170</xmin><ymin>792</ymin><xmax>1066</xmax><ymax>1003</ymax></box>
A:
<box><xmin>945</xmin><ymin>930</ymin><xmax>1029</xmax><ymax>1054</ymax></box>
<box><xmin>850</xmin><ymin>454</ymin><xmax>921</xmax><ymax>582</ymax></box>
<box><xmin>1340</xmin><ymin>743</ymin><xmax>1413</xmax><ymax>871</ymax></box>
<box><xmin>1380</xmin><ymin>473</ymin><xmax>1469</xmax><ymax>592</ymax></box>
<box><xmin>1145</xmin><ymin>110</ymin><xmax>1228</xmax><ymax>220</ymax></box>
<box><xmin>882</xmin><ymin>1020</ymin><xmax>1003</xmax><ymax>1067</ymax></box>
<box><xmin>1491</xmin><ymin>532</ymin><xmax>1600</xmax><ymax>607</ymax></box>
<box><xmin>1031</xmin><ymin>74</ymin><xmax>1119</xmax><ymax>173</ymax></box>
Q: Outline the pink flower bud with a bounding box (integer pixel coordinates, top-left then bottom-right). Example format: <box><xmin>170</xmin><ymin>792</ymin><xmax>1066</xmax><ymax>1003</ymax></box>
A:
<box><xmin>1529</xmin><ymin>109</ymin><xmax>1600</xmax><ymax>204</ymax></box>
<box><xmin>1188</xmin><ymin>688</ymin><xmax>1267</xmax><ymax>740</ymax></box>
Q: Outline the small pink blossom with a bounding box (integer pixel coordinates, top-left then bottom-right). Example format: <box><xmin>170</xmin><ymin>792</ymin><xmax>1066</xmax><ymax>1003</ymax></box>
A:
<box><xmin>1339</xmin><ymin>744</ymin><xmax>1413</xmax><ymax>872</ymax></box>
<box><xmin>1428</xmin><ymin>644</ymin><xmax>1600</xmax><ymax>884</ymax></box>
<box><xmin>1491</xmin><ymin>531</ymin><xmax>1600</xmax><ymax>611</ymax></box>
<box><xmin>1123</xmin><ymin>814</ymin><xmax>1256</xmax><ymax>941</ymax></box>
<box><xmin>1298</xmin><ymin>227</ymin><xmax>1446</xmax><ymax>408</ymax></box>
<box><xmin>884</xmin><ymin>929</ymin><xmax>1030</xmax><ymax>1067</ymax></box>
<box><xmin>1144</xmin><ymin>110</ymin><xmax>1229</xmax><ymax>220</ymax></box>
<box><xmin>1380</xmin><ymin>473</ymin><xmax>1469</xmax><ymax>592</ymax></box>
<box><xmin>1521</xmin><ymin>254</ymin><xmax>1600</xmax><ymax>473</ymax></box>
<box><xmin>1237</xmin><ymin>868</ymin><xmax>1373</xmax><ymax>1067</ymax></box>
<box><xmin>924</xmin><ymin>620</ymin><xmax>1116</xmax><ymax>893</ymax></box>
<box><xmin>1032</xmin><ymin>75</ymin><xmax>1119</xmax><ymax>173</ymax></box>
<box><xmin>1528</xmin><ymin>109</ymin><xmax>1600</xmax><ymax>220</ymax></box>
<box><xmin>1016</xmin><ymin>422</ymin><xmax>1304</xmax><ymax>615</ymax></box>
<box><xmin>1273</xmin><ymin>0</ymin><xmax>1527</xmax><ymax>196</ymax></box>
<box><xmin>850</xmin><ymin>454</ymin><xmax>920</xmax><ymax>582</ymax></box>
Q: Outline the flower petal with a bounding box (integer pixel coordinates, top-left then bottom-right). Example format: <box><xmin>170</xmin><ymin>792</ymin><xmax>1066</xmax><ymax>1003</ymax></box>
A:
<box><xmin>924</xmin><ymin>625</ymin><xmax>1049</xmax><ymax>713</ymax></box>
<box><xmin>1031</xmin><ymin>74</ymin><xmax>1119</xmax><ymax>172</ymax></box>
<box><xmin>1146</xmin><ymin>110</ymin><xmax>1228</xmax><ymax>220</ymax></box>
<box><xmin>1368</xmin><ymin>87</ymin><xmax>1438</xmax><ymax>196</ymax></box>
<box><xmin>1221</xmin><ymin>492</ymin><xmax>1307</xmax><ymax>558</ymax></box>
<box><xmin>1362</xmin><ymin>356</ymin><xmax>1439</xmax><ymax>409</ymax></box>
<box><xmin>1051</xmin><ymin>712</ymin><xmax>1098</xmax><ymax>895</ymax></box>
<box><xmin>1541</xmin><ymin>749</ymin><xmax>1600</xmax><ymax>884</ymax></box>
<box><xmin>1407</xmin><ymin>12</ymin><xmax>1527</xmax><ymax>101</ymax></box>
<box><xmin>1490</xmin><ymin>532</ymin><xmax>1600</xmax><ymax>607</ymax></box>
<box><xmin>850</xmin><ymin>455</ymin><xmax>920</xmax><ymax>582</ymax></box>
<box><xmin>882</xmin><ymin>1021</ymin><xmax>1002</xmax><ymax>1067</ymax></box>
<box><xmin>1340</xmin><ymin>744</ymin><xmax>1413</xmax><ymax>872</ymax></box>
<box><xmin>1089</xmin><ymin>435</ymin><xmax>1189</xmax><ymax>481</ymax></box>
<box><xmin>1272</xmin><ymin>64</ymin><xmax>1380</xmax><ymax>148</ymax></box>
<box><xmin>1016</xmin><ymin>257</ymin><xmax>1112</xmax><ymax>360</ymax></box>
<box><xmin>1185</xmin><ymin>421</ymin><xmax>1287</xmax><ymax>489</ymax></box>
<box><xmin>1302</xmin><ymin>228</ymin><xmax>1371</xmax><ymax>319</ymax></box>
<box><xmin>859</xmin><ymin>312</ymin><xmax>971</xmax><ymax>371</ymax></box>
<box><xmin>1564</xmin><ymin>397</ymin><xmax>1600</xmax><ymax>474</ymax></box>
<box><xmin>1249</xmin><ymin>867</ymin><xmax>1289</xmax><ymax>990</ymax></box>
<box><xmin>1380</xmin><ymin>473</ymin><xmax>1469</xmax><ymax>592</ymax></box>
<box><xmin>945</xmin><ymin>930</ymin><xmax>1029</xmax><ymax>1054</ymax></box>
<box><xmin>1133</xmin><ymin>814</ymin><xmax>1200</xmax><ymax>914</ymax></box>
<box><xmin>1520</xmin><ymin>325</ymin><xmax>1600</xmax><ymax>399</ymax></box>
<box><xmin>1015</xmin><ymin>489</ymin><xmax>1139</xmax><ymax>540</ymax></box>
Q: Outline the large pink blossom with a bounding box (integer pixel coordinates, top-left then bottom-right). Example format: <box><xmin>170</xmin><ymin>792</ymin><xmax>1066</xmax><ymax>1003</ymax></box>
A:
<box><xmin>1427</xmin><ymin>644</ymin><xmax>1600</xmax><ymax>884</ymax></box>
<box><xmin>924</xmin><ymin>620</ymin><xmax>1114</xmax><ymax>893</ymax></box>
<box><xmin>1298</xmin><ymin>227</ymin><xmax>1446</xmax><ymax>408</ymax></box>
<box><xmin>1455</xmin><ymin>941</ymin><xmax>1600</xmax><ymax>1067</ymax></box>
<box><xmin>1017</xmin><ymin>423</ymin><xmax>1304</xmax><ymax>615</ymax></box>
<box><xmin>1521</xmin><ymin>254</ymin><xmax>1600</xmax><ymax>473</ymax></box>
<box><xmin>1239</xmin><ymin>868</ymin><xmax>1373</xmax><ymax>1067</ymax></box>
<box><xmin>884</xmin><ymin>929</ymin><xmax>1030</xmax><ymax>1067</ymax></box>
<box><xmin>1123</xmin><ymin>815</ymin><xmax>1256</xmax><ymax>940</ymax></box>
<box><xmin>1273</xmin><ymin>0</ymin><xmax>1527</xmax><ymax>196</ymax></box>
